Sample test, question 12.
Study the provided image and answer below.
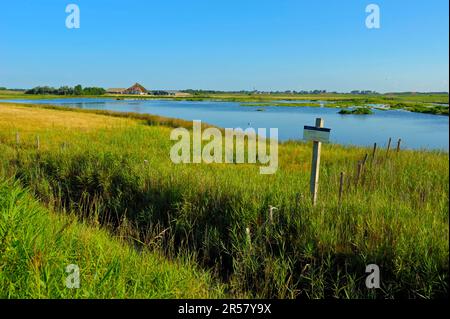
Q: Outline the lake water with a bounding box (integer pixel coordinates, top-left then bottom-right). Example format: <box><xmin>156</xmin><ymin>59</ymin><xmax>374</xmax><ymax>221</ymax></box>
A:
<box><xmin>4</xmin><ymin>98</ymin><xmax>449</xmax><ymax>151</ymax></box>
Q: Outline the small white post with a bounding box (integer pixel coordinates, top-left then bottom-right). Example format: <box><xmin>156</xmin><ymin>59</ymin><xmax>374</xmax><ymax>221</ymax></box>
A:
<box><xmin>310</xmin><ymin>118</ymin><xmax>323</xmax><ymax>206</ymax></box>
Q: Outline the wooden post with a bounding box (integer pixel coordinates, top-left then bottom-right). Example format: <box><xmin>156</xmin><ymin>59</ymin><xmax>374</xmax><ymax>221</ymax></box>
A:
<box><xmin>36</xmin><ymin>135</ymin><xmax>40</xmax><ymax>150</ymax></box>
<box><xmin>386</xmin><ymin>137</ymin><xmax>392</xmax><ymax>157</ymax></box>
<box><xmin>355</xmin><ymin>161</ymin><xmax>363</xmax><ymax>187</ymax></box>
<box><xmin>361</xmin><ymin>153</ymin><xmax>369</xmax><ymax>185</ymax></box>
<box><xmin>16</xmin><ymin>132</ymin><xmax>20</xmax><ymax>145</ymax></box>
<box><xmin>362</xmin><ymin>153</ymin><xmax>369</xmax><ymax>167</ymax></box>
<box><xmin>310</xmin><ymin>118</ymin><xmax>324</xmax><ymax>206</ymax></box>
<box><xmin>339</xmin><ymin>172</ymin><xmax>345</xmax><ymax>204</ymax></box>
<box><xmin>371</xmin><ymin>143</ymin><xmax>377</xmax><ymax>164</ymax></box>
<box><xmin>396</xmin><ymin>139</ymin><xmax>402</xmax><ymax>152</ymax></box>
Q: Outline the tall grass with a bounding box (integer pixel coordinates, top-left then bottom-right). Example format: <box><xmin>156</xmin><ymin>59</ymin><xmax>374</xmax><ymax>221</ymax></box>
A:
<box><xmin>0</xmin><ymin>179</ymin><xmax>225</xmax><ymax>298</ymax></box>
<box><xmin>0</xmin><ymin>104</ymin><xmax>448</xmax><ymax>298</ymax></box>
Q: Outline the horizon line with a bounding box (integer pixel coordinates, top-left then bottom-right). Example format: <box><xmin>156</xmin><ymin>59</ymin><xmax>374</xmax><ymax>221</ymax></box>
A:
<box><xmin>1</xmin><ymin>85</ymin><xmax>449</xmax><ymax>95</ymax></box>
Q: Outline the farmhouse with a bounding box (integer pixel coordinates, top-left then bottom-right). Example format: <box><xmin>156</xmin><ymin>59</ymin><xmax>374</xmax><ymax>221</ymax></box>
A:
<box><xmin>123</xmin><ymin>83</ymin><xmax>148</xmax><ymax>95</ymax></box>
<box><xmin>106</xmin><ymin>84</ymin><xmax>191</xmax><ymax>97</ymax></box>
<box><xmin>106</xmin><ymin>83</ymin><xmax>148</xmax><ymax>95</ymax></box>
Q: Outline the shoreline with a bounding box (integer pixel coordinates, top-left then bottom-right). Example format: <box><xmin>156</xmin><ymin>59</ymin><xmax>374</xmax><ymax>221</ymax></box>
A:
<box><xmin>1</xmin><ymin>102</ymin><xmax>448</xmax><ymax>153</ymax></box>
<box><xmin>1</xmin><ymin>92</ymin><xmax>448</xmax><ymax>116</ymax></box>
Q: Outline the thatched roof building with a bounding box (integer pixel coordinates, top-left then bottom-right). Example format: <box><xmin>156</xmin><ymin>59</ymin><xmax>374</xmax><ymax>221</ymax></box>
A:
<box><xmin>123</xmin><ymin>83</ymin><xmax>148</xmax><ymax>95</ymax></box>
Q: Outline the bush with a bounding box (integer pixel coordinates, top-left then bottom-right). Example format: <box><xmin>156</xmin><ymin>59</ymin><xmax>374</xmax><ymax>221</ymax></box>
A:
<box><xmin>338</xmin><ymin>107</ymin><xmax>373</xmax><ymax>115</ymax></box>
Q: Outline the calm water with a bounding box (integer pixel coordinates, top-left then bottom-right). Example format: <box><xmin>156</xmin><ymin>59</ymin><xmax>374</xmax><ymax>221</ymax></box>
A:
<box><xmin>5</xmin><ymin>98</ymin><xmax>449</xmax><ymax>151</ymax></box>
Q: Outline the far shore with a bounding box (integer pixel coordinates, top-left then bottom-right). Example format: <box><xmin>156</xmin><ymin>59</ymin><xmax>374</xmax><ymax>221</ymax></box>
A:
<box><xmin>0</xmin><ymin>90</ymin><xmax>448</xmax><ymax>116</ymax></box>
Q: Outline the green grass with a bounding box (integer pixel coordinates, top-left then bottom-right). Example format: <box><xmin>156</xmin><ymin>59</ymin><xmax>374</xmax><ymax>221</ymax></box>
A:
<box><xmin>0</xmin><ymin>104</ymin><xmax>448</xmax><ymax>299</ymax></box>
<box><xmin>389</xmin><ymin>103</ymin><xmax>449</xmax><ymax>115</ymax></box>
<box><xmin>0</xmin><ymin>179</ymin><xmax>225</xmax><ymax>298</ymax></box>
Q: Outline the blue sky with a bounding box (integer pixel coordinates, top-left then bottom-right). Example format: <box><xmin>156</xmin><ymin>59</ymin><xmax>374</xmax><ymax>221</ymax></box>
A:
<box><xmin>0</xmin><ymin>0</ymin><xmax>448</xmax><ymax>92</ymax></box>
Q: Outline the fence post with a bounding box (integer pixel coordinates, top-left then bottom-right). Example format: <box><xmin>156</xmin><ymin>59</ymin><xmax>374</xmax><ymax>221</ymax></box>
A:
<box><xmin>386</xmin><ymin>137</ymin><xmax>392</xmax><ymax>157</ymax></box>
<box><xmin>355</xmin><ymin>161</ymin><xmax>363</xmax><ymax>187</ymax></box>
<box><xmin>396</xmin><ymin>139</ymin><xmax>402</xmax><ymax>152</ymax></box>
<box><xmin>310</xmin><ymin>118</ymin><xmax>324</xmax><ymax>206</ymax></box>
<box><xmin>362</xmin><ymin>153</ymin><xmax>369</xmax><ymax>167</ymax></box>
<box><xmin>371</xmin><ymin>143</ymin><xmax>377</xmax><ymax>164</ymax></box>
<box><xmin>339</xmin><ymin>172</ymin><xmax>345</xmax><ymax>204</ymax></box>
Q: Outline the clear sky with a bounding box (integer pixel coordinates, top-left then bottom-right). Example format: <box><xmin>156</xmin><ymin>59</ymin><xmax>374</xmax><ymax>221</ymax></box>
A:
<box><xmin>0</xmin><ymin>0</ymin><xmax>448</xmax><ymax>92</ymax></box>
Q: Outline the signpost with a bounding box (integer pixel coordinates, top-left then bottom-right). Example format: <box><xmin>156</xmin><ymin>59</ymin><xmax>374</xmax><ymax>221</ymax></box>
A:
<box><xmin>303</xmin><ymin>124</ymin><xmax>331</xmax><ymax>144</ymax></box>
<box><xmin>303</xmin><ymin>118</ymin><xmax>331</xmax><ymax>206</ymax></box>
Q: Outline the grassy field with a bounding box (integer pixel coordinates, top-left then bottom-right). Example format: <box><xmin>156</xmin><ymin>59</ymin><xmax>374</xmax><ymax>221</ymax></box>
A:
<box><xmin>0</xmin><ymin>103</ymin><xmax>448</xmax><ymax>299</ymax></box>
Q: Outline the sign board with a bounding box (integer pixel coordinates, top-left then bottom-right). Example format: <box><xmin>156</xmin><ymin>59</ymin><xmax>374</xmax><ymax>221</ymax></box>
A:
<box><xmin>303</xmin><ymin>126</ymin><xmax>331</xmax><ymax>143</ymax></box>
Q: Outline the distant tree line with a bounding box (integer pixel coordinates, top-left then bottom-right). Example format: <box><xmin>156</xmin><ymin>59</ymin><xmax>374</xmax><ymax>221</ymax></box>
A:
<box><xmin>296</xmin><ymin>90</ymin><xmax>328</xmax><ymax>94</ymax></box>
<box><xmin>181</xmin><ymin>89</ymin><xmax>226</xmax><ymax>95</ymax></box>
<box><xmin>350</xmin><ymin>90</ymin><xmax>379</xmax><ymax>95</ymax></box>
<box><xmin>0</xmin><ymin>87</ymin><xmax>25</xmax><ymax>91</ymax></box>
<box><xmin>180</xmin><ymin>89</ymin><xmax>333</xmax><ymax>95</ymax></box>
<box><xmin>150</xmin><ymin>90</ymin><xmax>171</xmax><ymax>96</ymax></box>
<box><xmin>25</xmin><ymin>85</ymin><xmax>106</xmax><ymax>96</ymax></box>
<box><xmin>180</xmin><ymin>89</ymin><xmax>385</xmax><ymax>95</ymax></box>
<box><xmin>385</xmin><ymin>92</ymin><xmax>448</xmax><ymax>95</ymax></box>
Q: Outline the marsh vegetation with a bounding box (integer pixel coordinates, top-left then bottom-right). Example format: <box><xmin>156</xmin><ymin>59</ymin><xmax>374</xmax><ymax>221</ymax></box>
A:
<box><xmin>0</xmin><ymin>103</ymin><xmax>448</xmax><ymax>298</ymax></box>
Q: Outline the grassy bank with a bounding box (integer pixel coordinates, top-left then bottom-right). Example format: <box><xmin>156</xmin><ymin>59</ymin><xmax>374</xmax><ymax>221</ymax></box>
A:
<box><xmin>0</xmin><ymin>103</ymin><xmax>448</xmax><ymax>298</ymax></box>
<box><xmin>0</xmin><ymin>179</ymin><xmax>225</xmax><ymax>298</ymax></box>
